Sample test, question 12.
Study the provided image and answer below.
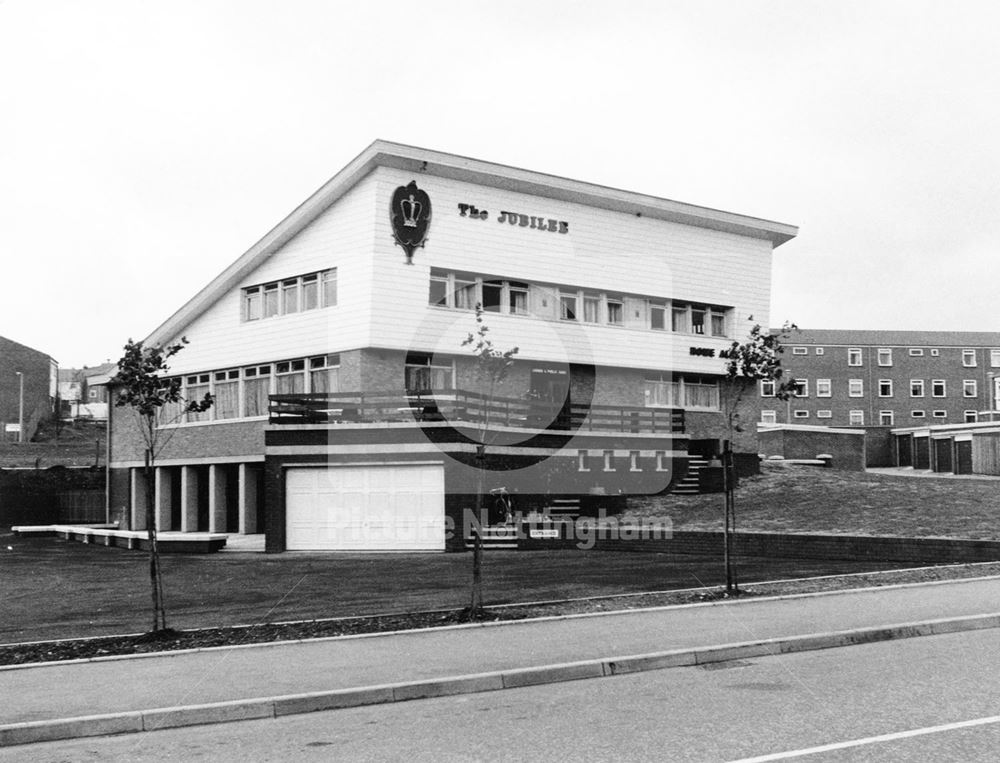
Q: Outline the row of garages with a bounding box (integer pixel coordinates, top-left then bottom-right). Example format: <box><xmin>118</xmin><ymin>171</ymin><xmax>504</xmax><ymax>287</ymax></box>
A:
<box><xmin>893</xmin><ymin>423</ymin><xmax>1000</xmax><ymax>475</ymax></box>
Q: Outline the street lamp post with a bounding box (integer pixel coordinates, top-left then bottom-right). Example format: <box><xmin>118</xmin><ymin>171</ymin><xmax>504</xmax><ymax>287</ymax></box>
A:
<box><xmin>15</xmin><ymin>371</ymin><xmax>24</xmax><ymax>444</ymax></box>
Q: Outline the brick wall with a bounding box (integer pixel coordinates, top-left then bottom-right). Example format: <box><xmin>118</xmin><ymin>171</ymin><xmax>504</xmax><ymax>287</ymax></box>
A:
<box><xmin>0</xmin><ymin>337</ymin><xmax>53</xmax><ymax>441</ymax></box>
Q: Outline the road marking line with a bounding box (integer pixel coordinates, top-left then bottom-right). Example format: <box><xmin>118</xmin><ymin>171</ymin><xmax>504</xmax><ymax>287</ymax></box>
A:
<box><xmin>728</xmin><ymin>713</ymin><xmax>1000</xmax><ymax>762</ymax></box>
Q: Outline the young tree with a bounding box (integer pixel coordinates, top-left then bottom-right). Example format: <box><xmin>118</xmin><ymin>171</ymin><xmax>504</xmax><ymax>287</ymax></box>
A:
<box><xmin>461</xmin><ymin>305</ymin><xmax>518</xmax><ymax>616</ymax></box>
<box><xmin>112</xmin><ymin>338</ymin><xmax>213</xmax><ymax>633</ymax></box>
<box><xmin>717</xmin><ymin>321</ymin><xmax>798</xmax><ymax>594</ymax></box>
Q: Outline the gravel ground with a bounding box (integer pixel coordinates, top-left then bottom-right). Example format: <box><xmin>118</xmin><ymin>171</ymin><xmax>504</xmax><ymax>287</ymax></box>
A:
<box><xmin>4</xmin><ymin>561</ymin><xmax>998</xmax><ymax>668</ymax></box>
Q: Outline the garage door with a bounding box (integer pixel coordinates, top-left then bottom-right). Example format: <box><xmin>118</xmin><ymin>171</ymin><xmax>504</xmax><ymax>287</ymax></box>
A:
<box><xmin>286</xmin><ymin>465</ymin><xmax>445</xmax><ymax>551</ymax></box>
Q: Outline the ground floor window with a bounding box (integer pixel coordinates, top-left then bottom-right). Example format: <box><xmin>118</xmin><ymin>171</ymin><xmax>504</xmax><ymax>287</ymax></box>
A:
<box><xmin>760</xmin><ymin>410</ymin><xmax>777</xmax><ymax>424</ymax></box>
<box><xmin>405</xmin><ymin>353</ymin><xmax>454</xmax><ymax>394</ymax></box>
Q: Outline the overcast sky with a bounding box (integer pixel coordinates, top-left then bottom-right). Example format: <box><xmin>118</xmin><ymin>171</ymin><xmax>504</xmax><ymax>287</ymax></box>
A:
<box><xmin>2</xmin><ymin>1</ymin><xmax>997</xmax><ymax>368</ymax></box>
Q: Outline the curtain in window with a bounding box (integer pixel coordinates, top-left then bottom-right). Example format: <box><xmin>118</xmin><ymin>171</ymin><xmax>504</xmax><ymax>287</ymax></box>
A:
<box><xmin>187</xmin><ymin>384</ymin><xmax>211</xmax><ymax>422</ymax></box>
<box><xmin>215</xmin><ymin>381</ymin><xmax>239</xmax><ymax>420</ymax></box>
<box><xmin>244</xmin><ymin>378</ymin><xmax>270</xmax><ymax>417</ymax></box>
<box><xmin>310</xmin><ymin>368</ymin><xmax>340</xmax><ymax>394</ymax></box>
<box><xmin>276</xmin><ymin>373</ymin><xmax>304</xmax><ymax>395</ymax></box>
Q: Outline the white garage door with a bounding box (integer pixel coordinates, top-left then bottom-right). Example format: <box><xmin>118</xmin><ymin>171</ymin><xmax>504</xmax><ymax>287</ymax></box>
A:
<box><xmin>285</xmin><ymin>464</ymin><xmax>445</xmax><ymax>551</ymax></box>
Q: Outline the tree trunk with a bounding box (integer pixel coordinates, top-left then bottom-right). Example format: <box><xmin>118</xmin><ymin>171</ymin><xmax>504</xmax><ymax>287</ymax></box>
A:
<box><xmin>470</xmin><ymin>446</ymin><xmax>485</xmax><ymax>616</ymax></box>
<box><xmin>722</xmin><ymin>440</ymin><xmax>738</xmax><ymax>595</ymax></box>
<box><xmin>144</xmin><ymin>449</ymin><xmax>167</xmax><ymax>632</ymax></box>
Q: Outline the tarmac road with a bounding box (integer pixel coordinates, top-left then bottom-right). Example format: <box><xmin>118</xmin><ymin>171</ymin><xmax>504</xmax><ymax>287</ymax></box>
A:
<box><xmin>4</xmin><ymin>626</ymin><xmax>1000</xmax><ymax>762</ymax></box>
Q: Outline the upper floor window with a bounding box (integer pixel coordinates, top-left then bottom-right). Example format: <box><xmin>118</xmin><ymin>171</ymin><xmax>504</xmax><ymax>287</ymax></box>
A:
<box><xmin>962</xmin><ymin>349</ymin><xmax>977</xmax><ymax>367</ymax></box>
<box><xmin>879</xmin><ymin>410</ymin><xmax>894</xmax><ymax>426</ymax></box>
<box><xmin>760</xmin><ymin>379</ymin><xmax>776</xmax><ymax>397</ymax></box>
<box><xmin>849</xmin><ymin>410</ymin><xmax>864</xmax><ymax>426</ymax></box>
<box><xmin>848</xmin><ymin>348</ymin><xmax>863</xmax><ymax>366</ymax></box>
<box><xmin>932</xmin><ymin>380</ymin><xmax>946</xmax><ymax>397</ymax></box>
<box><xmin>760</xmin><ymin>410</ymin><xmax>777</xmax><ymax>424</ymax></box>
<box><xmin>691</xmin><ymin>305</ymin><xmax>706</xmax><ymax>335</ymax></box>
<box><xmin>560</xmin><ymin>293</ymin><xmax>577</xmax><ymax>321</ymax></box>
<box><xmin>607</xmin><ymin>298</ymin><xmax>624</xmax><ymax>326</ymax></box>
<box><xmin>909</xmin><ymin>348</ymin><xmax>924</xmax><ymax>357</ymax></box>
<box><xmin>877</xmin><ymin>349</ymin><xmax>892</xmax><ymax>366</ymax></box>
<box><xmin>911</xmin><ymin>379</ymin><xmax>925</xmax><ymax>397</ymax></box>
<box><xmin>582</xmin><ymin>293</ymin><xmax>601</xmax><ymax>323</ymax></box>
<box><xmin>965</xmin><ymin>410</ymin><xmax>979</xmax><ymax>423</ymax></box>
<box><xmin>964</xmin><ymin>380</ymin><xmax>978</xmax><ymax>398</ymax></box>
<box><xmin>992</xmin><ymin>349</ymin><xmax>1000</xmax><ymax>368</ymax></box>
<box><xmin>509</xmin><ymin>282</ymin><xmax>529</xmax><ymax>315</ymax></box>
<box><xmin>671</xmin><ymin>305</ymin><xmax>689</xmax><ymax>333</ymax></box>
<box><xmin>792</xmin><ymin>347</ymin><xmax>808</xmax><ymax>355</ymax></box>
<box><xmin>816</xmin><ymin>379</ymin><xmax>832</xmax><ymax>397</ymax></box>
<box><xmin>650</xmin><ymin>303</ymin><xmax>666</xmax><ymax>331</ymax></box>
<box><xmin>242</xmin><ymin>269</ymin><xmax>336</xmax><ymax>322</ymax></box>
<box><xmin>482</xmin><ymin>280</ymin><xmax>503</xmax><ymax>313</ymax></box>
<box><xmin>848</xmin><ymin>379</ymin><xmax>864</xmax><ymax>397</ymax></box>
<box><xmin>878</xmin><ymin>379</ymin><xmax>893</xmax><ymax>397</ymax></box>
<box><xmin>791</xmin><ymin>379</ymin><xmax>809</xmax><ymax>397</ymax></box>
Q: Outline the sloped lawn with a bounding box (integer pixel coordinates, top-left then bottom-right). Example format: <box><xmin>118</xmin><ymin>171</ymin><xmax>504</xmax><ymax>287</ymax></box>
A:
<box><xmin>627</xmin><ymin>463</ymin><xmax>1000</xmax><ymax>538</ymax></box>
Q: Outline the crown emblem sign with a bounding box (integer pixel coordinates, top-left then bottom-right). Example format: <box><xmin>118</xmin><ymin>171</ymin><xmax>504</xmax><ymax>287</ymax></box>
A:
<box><xmin>401</xmin><ymin>194</ymin><xmax>422</xmax><ymax>228</ymax></box>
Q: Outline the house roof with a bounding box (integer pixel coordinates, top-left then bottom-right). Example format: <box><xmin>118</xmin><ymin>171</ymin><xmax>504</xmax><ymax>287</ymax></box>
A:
<box><xmin>775</xmin><ymin>329</ymin><xmax>1000</xmax><ymax>348</ymax></box>
<box><xmin>146</xmin><ymin>140</ymin><xmax>799</xmax><ymax>346</ymax></box>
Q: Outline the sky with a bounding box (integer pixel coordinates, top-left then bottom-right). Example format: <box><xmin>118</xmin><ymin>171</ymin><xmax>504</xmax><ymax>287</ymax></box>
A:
<box><xmin>2</xmin><ymin>0</ymin><xmax>998</xmax><ymax>369</ymax></box>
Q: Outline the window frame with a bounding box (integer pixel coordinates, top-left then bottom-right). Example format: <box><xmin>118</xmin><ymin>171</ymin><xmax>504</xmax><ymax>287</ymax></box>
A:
<box><xmin>878</xmin><ymin>379</ymin><xmax>893</xmax><ymax>398</ymax></box>
<box><xmin>931</xmin><ymin>379</ymin><xmax>946</xmax><ymax>398</ymax></box>
<box><xmin>848</xmin><ymin>378</ymin><xmax>864</xmax><ymax>397</ymax></box>
<box><xmin>816</xmin><ymin>379</ymin><xmax>832</xmax><ymax>398</ymax></box>
<box><xmin>910</xmin><ymin>379</ymin><xmax>925</xmax><ymax>398</ymax></box>
<box><xmin>964</xmin><ymin>380</ymin><xmax>978</xmax><ymax>398</ymax></box>
<box><xmin>848</xmin><ymin>348</ymin><xmax>863</xmax><ymax>366</ymax></box>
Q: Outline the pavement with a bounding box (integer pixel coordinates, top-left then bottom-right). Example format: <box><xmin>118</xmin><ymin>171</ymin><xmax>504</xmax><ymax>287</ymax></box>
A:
<box><xmin>4</xmin><ymin>575</ymin><xmax>1000</xmax><ymax>747</ymax></box>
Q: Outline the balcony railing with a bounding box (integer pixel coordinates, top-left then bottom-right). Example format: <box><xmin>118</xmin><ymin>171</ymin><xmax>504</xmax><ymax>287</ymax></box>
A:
<box><xmin>269</xmin><ymin>390</ymin><xmax>684</xmax><ymax>434</ymax></box>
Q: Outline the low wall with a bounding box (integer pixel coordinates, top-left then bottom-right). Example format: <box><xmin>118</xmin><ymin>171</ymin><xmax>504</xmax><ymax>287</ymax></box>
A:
<box><xmin>518</xmin><ymin>525</ymin><xmax>1000</xmax><ymax>564</ymax></box>
<box><xmin>758</xmin><ymin>428</ymin><xmax>865</xmax><ymax>471</ymax></box>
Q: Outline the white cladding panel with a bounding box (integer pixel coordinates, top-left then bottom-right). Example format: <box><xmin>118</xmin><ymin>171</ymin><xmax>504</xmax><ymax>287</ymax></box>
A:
<box><xmin>285</xmin><ymin>465</ymin><xmax>446</xmax><ymax>551</ymax></box>
<box><xmin>164</xmin><ymin>173</ymin><xmax>378</xmax><ymax>375</ymax></box>
<box><xmin>369</xmin><ymin>167</ymin><xmax>772</xmax><ymax>374</ymax></box>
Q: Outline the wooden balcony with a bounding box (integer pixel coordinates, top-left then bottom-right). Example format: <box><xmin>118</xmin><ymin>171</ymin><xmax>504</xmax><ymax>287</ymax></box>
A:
<box><xmin>268</xmin><ymin>390</ymin><xmax>684</xmax><ymax>434</ymax></box>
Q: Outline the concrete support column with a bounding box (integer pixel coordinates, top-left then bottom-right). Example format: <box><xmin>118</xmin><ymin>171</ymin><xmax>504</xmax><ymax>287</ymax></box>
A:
<box><xmin>208</xmin><ymin>464</ymin><xmax>227</xmax><ymax>533</ymax></box>
<box><xmin>130</xmin><ymin>468</ymin><xmax>147</xmax><ymax>531</ymax></box>
<box><xmin>155</xmin><ymin>467</ymin><xmax>173</xmax><ymax>531</ymax></box>
<box><xmin>181</xmin><ymin>466</ymin><xmax>199</xmax><ymax>533</ymax></box>
<box><xmin>239</xmin><ymin>463</ymin><xmax>259</xmax><ymax>534</ymax></box>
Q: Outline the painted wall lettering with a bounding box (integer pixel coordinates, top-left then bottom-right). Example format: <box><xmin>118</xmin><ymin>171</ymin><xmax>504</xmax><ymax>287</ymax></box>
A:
<box><xmin>457</xmin><ymin>202</ymin><xmax>569</xmax><ymax>234</ymax></box>
<box><xmin>689</xmin><ymin>347</ymin><xmax>716</xmax><ymax>357</ymax></box>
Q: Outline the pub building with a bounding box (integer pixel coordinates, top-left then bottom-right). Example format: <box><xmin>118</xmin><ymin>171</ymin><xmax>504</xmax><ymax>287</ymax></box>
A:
<box><xmin>107</xmin><ymin>141</ymin><xmax>797</xmax><ymax>551</ymax></box>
